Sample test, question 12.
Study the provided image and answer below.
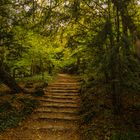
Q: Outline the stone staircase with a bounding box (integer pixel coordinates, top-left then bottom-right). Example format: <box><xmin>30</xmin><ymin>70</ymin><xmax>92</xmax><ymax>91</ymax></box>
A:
<box><xmin>0</xmin><ymin>74</ymin><xmax>81</xmax><ymax>140</ymax></box>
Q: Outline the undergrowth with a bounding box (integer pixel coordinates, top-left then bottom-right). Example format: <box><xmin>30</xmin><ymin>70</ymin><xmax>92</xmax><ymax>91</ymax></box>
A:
<box><xmin>16</xmin><ymin>72</ymin><xmax>53</xmax><ymax>83</ymax></box>
<box><xmin>0</xmin><ymin>94</ymin><xmax>39</xmax><ymax>132</ymax></box>
<box><xmin>79</xmin><ymin>78</ymin><xmax>140</xmax><ymax>140</ymax></box>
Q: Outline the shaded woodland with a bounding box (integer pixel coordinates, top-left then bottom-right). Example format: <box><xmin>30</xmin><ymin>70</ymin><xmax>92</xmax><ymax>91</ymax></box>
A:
<box><xmin>0</xmin><ymin>0</ymin><xmax>140</xmax><ymax>139</ymax></box>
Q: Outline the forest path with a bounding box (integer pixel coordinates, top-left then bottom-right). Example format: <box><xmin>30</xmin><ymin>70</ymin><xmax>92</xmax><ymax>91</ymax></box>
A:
<box><xmin>0</xmin><ymin>74</ymin><xmax>81</xmax><ymax>140</ymax></box>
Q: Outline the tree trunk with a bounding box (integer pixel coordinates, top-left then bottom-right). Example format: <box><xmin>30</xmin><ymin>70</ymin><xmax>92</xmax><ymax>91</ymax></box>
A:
<box><xmin>112</xmin><ymin>0</ymin><xmax>140</xmax><ymax>58</ymax></box>
<box><xmin>0</xmin><ymin>65</ymin><xmax>23</xmax><ymax>93</ymax></box>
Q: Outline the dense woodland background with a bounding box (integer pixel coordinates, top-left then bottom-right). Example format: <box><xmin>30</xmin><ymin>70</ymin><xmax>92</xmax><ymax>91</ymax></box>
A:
<box><xmin>0</xmin><ymin>0</ymin><xmax>140</xmax><ymax>139</ymax></box>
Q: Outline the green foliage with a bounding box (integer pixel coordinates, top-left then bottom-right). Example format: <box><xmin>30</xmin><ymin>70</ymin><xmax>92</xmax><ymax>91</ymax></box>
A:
<box><xmin>16</xmin><ymin>72</ymin><xmax>53</xmax><ymax>84</ymax></box>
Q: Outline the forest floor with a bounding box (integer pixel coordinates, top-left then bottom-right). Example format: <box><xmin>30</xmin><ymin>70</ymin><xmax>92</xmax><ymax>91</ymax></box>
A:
<box><xmin>0</xmin><ymin>74</ymin><xmax>81</xmax><ymax>140</ymax></box>
<box><xmin>80</xmin><ymin>83</ymin><xmax>140</xmax><ymax>140</ymax></box>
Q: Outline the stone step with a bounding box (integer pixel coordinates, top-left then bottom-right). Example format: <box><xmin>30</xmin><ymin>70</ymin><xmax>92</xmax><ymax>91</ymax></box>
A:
<box><xmin>36</xmin><ymin>106</ymin><xmax>79</xmax><ymax>113</ymax></box>
<box><xmin>35</xmin><ymin>110</ymin><xmax>79</xmax><ymax>115</ymax></box>
<box><xmin>39</xmin><ymin>98</ymin><xmax>79</xmax><ymax>103</ymax></box>
<box><xmin>55</xmin><ymin>79</ymin><xmax>78</xmax><ymax>82</ymax></box>
<box><xmin>44</xmin><ymin>95</ymin><xmax>80</xmax><ymax>100</ymax></box>
<box><xmin>49</xmin><ymin>83</ymin><xmax>80</xmax><ymax>87</ymax></box>
<box><xmin>54</xmin><ymin>82</ymin><xmax>79</xmax><ymax>84</ymax></box>
<box><xmin>32</xmin><ymin>112</ymin><xmax>79</xmax><ymax>120</ymax></box>
<box><xmin>42</xmin><ymin>96</ymin><xmax>80</xmax><ymax>101</ymax></box>
<box><xmin>39</xmin><ymin>99</ymin><xmax>78</xmax><ymax>104</ymax></box>
<box><xmin>41</xmin><ymin>102</ymin><xmax>79</xmax><ymax>107</ymax></box>
<box><xmin>35</xmin><ymin>117</ymin><xmax>79</xmax><ymax>123</ymax></box>
<box><xmin>45</xmin><ymin>89</ymin><xmax>79</xmax><ymax>93</ymax></box>
<box><xmin>48</xmin><ymin>85</ymin><xmax>80</xmax><ymax>88</ymax></box>
<box><xmin>39</xmin><ymin>99</ymin><xmax>80</xmax><ymax>104</ymax></box>
<box><xmin>45</xmin><ymin>92</ymin><xmax>79</xmax><ymax>97</ymax></box>
<box><xmin>38</xmin><ymin>106</ymin><xmax>80</xmax><ymax>113</ymax></box>
<box><xmin>47</xmin><ymin>86</ymin><xmax>79</xmax><ymax>90</ymax></box>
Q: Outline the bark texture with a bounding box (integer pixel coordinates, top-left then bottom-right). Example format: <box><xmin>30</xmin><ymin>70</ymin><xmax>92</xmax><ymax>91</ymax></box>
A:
<box><xmin>0</xmin><ymin>64</ymin><xmax>23</xmax><ymax>93</ymax></box>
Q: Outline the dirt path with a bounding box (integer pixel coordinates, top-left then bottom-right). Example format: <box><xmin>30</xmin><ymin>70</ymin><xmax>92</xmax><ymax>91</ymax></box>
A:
<box><xmin>0</xmin><ymin>74</ymin><xmax>81</xmax><ymax>140</ymax></box>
